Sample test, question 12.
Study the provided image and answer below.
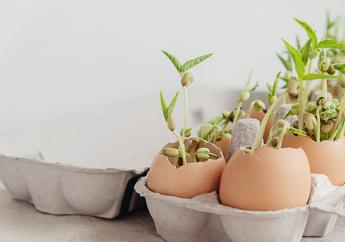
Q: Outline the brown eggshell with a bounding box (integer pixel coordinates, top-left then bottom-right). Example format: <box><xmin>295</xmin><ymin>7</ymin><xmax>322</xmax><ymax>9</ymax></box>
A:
<box><xmin>215</xmin><ymin>138</ymin><xmax>231</xmax><ymax>160</ymax></box>
<box><xmin>283</xmin><ymin>133</ymin><xmax>345</xmax><ymax>185</ymax></box>
<box><xmin>219</xmin><ymin>146</ymin><xmax>311</xmax><ymax>211</ymax></box>
<box><xmin>147</xmin><ymin>140</ymin><xmax>226</xmax><ymax>198</ymax></box>
<box><xmin>248</xmin><ymin>109</ymin><xmax>274</xmax><ymax>141</ymax></box>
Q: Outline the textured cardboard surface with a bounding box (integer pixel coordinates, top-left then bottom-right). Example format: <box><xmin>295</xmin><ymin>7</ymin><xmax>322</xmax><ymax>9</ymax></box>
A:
<box><xmin>227</xmin><ymin>118</ymin><xmax>260</xmax><ymax>158</ymax></box>
<box><xmin>0</xmin><ymin>153</ymin><xmax>146</xmax><ymax>218</ymax></box>
<box><xmin>136</xmin><ymin>177</ymin><xmax>311</xmax><ymax>242</ymax></box>
<box><xmin>1</xmin><ymin>179</ymin><xmax>344</xmax><ymax>242</ymax></box>
<box><xmin>136</xmin><ymin>175</ymin><xmax>345</xmax><ymax>242</ymax></box>
<box><xmin>304</xmin><ymin>174</ymin><xmax>338</xmax><ymax>237</ymax></box>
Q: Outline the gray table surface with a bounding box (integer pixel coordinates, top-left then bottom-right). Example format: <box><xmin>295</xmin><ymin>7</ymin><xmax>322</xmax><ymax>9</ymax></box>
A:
<box><xmin>0</xmin><ymin>182</ymin><xmax>344</xmax><ymax>242</ymax></box>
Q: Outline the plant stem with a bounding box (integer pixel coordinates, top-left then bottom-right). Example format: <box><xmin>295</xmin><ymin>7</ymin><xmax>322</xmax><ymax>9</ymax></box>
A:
<box><xmin>173</xmin><ymin>130</ymin><xmax>187</xmax><ymax>164</ymax></box>
<box><xmin>250</xmin><ymin>95</ymin><xmax>284</xmax><ymax>154</ymax></box>
<box><xmin>230</xmin><ymin>101</ymin><xmax>242</xmax><ymax>131</ymax></box>
<box><xmin>182</xmin><ymin>86</ymin><xmax>190</xmax><ymax>141</ymax></box>
<box><xmin>304</xmin><ymin>60</ymin><xmax>313</xmax><ymax>99</ymax></box>
<box><xmin>329</xmin><ymin>94</ymin><xmax>345</xmax><ymax>140</ymax></box>
<box><xmin>298</xmin><ymin>81</ymin><xmax>305</xmax><ymax>130</ymax></box>
<box><xmin>298</xmin><ymin>59</ymin><xmax>313</xmax><ymax>130</ymax></box>
<box><xmin>315</xmin><ymin>106</ymin><xmax>321</xmax><ymax>142</ymax></box>
<box><xmin>322</xmin><ymin>79</ymin><xmax>328</xmax><ymax>99</ymax></box>
<box><xmin>277</xmin><ymin>127</ymin><xmax>287</xmax><ymax>149</ymax></box>
<box><xmin>336</xmin><ymin>118</ymin><xmax>345</xmax><ymax>140</ymax></box>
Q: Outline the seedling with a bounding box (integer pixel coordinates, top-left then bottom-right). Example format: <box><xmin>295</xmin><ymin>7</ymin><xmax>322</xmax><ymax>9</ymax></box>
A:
<box><xmin>197</xmin><ymin>73</ymin><xmax>257</xmax><ymax>143</ymax></box>
<box><xmin>245</xmin><ymin>72</ymin><xmax>307</xmax><ymax>153</ymax></box>
<box><xmin>277</xmin><ymin>43</ymin><xmax>300</xmax><ymax>103</ymax></box>
<box><xmin>322</xmin><ymin>12</ymin><xmax>345</xmax><ymax>98</ymax></box>
<box><xmin>250</xmin><ymin>72</ymin><xmax>283</xmax><ymax>152</ymax></box>
<box><xmin>282</xmin><ymin>18</ymin><xmax>345</xmax><ymax>142</ymax></box>
<box><xmin>160</xmin><ymin>51</ymin><xmax>219</xmax><ymax>167</ymax></box>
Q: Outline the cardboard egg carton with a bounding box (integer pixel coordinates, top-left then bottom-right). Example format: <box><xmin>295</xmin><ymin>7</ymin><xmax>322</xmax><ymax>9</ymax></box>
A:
<box><xmin>0</xmin><ymin>95</ymin><xmax>169</xmax><ymax>218</ymax></box>
<box><xmin>135</xmin><ymin>175</ymin><xmax>345</xmax><ymax>242</ymax></box>
<box><xmin>0</xmin><ymin>87</ymin><xmax>245</xmax><ymax>218</ymax></box>
<box><xmin>304</xmin><ymin>174</ymin><xmax>338</xmax><ymax>237</ymax></box>
<box><xmin>0</xmin><ymin>136</ymin><xmax>150</xmax><ymax>218</ymax></box>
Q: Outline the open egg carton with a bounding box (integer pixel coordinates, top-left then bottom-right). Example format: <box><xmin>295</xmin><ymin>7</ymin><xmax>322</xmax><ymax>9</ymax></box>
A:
<box><xmin>135</xmin><ymin>174</ymin><xmax>345</xmax><ymax>242</ymax></box>
<box><xmin>0</xmin><ymin>87</ymin><xmax>241</xmax><ymax>218</ymax></box>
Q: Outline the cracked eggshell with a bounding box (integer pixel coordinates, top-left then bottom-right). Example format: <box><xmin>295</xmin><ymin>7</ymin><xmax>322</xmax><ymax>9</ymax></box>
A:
<box><xmin>220</xmin><ymin>146</ymin><xmax>311</xmax><ymax>211</ymax></box>
<box><xmin>247</xmin><ymin>109</ymin><xmax>274</xmax><ymax>141</ymax></box>
<box><xmin>215</xmin><ymin>138</ymin><xmax>231</xmax><ymax>160</ymax></box>
<box><xmin>147</xmin><ymin>140</ymin><xmax>226</xmax><ymax>199</ymax></box>
<box><xmin>283</xmin><ymin>134</ymin><xmax>345</xmax><ymax>186</ymax></box>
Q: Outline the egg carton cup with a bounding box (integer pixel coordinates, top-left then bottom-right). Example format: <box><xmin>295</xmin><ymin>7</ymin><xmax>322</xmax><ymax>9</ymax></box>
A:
<box><xmin>135</xmin><ymin>175</ymin><xmax>345</xmax><ymax>242</ymax></box>
<box><xmin>0</xmin><ymin>150</ymin><xmax>149</xmax><ymax>218</ymax></box>
<box><xmin>304</xmin><ymin>174</ymin><xmax>338</xmax><ymax>237</ymax></box>
<box><xmin>310</xmin><ymin>182</ymin><xmax>345</xmax><ymax>218</ymax></box>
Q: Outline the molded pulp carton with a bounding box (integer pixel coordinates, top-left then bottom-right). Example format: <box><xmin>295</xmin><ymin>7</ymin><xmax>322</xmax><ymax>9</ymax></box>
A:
<box><xmin>135</xmin><ymin>175</ymin><xmax>345</xmax><ymax>242</ymax></box>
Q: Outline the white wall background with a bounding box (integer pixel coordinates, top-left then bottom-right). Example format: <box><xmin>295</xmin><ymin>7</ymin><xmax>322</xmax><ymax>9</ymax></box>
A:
<box><xmin>0</xmin><ymin>0</ymin><xmax>344</xmax><ymax>136</ymax></box>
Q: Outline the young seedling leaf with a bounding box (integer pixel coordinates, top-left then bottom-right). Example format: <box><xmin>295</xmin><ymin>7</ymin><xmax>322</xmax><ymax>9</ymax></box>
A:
<box><xmin>162</xmin><ymin>50</ymin><xmax>182</xmax><ymax>73</ymax></box>
<box><xmin>166</xmin><ymin>92</ymin><xmax>179</xmax><ymax>120</ymax></box>
<box><xmin>289</xmin><ymin>127</ymin><xmax>307</xmax><ymax>136</ymax></box>
<box><xmin>301</xmin><ymin>38</ymin><xmax>312</xmax><ymax>65</ymax></box>
<box><xmin>317</xmin><ymin>39</ymin><xmax>345</xmax><ymax>50</ymax></box>
<box><xmin>325</xmin><ymin>12</ymin><xmax>340</xmax><ymax>35</ymax></box>
<box><xmin>294</xmin><ymin>18</ymin><xmax>317</xmax><ymax>47</ymax></box>
<box><xmin>266</xmin><ymin>83</ymin><xmax>272</xmax><ymax>95</ymax></box>
<box><xmin>280</xmin><ymin>76</ymin><xmax>289</xmax><ymax>88</ymax></box>
<box><xmin>296</xmin><ymin>36</ymin><xmax>302</xmax><ymax>51</ymax></box>
<box><xmin>302</xmin><ymin>73</ymin><xmax>341</xmax><ymax>80</ymax></box>
<box><xmin>333</xmin><ymin>64</ymin><xmax>345</xmax><ymax>74</ymax></box>
<box><xmin>320</xmin><ymin>108</ymin><xmax>338</xmax><ymax>121</ymax></box>
<box><xmin>335</xmin><ymin>119</ymin><xmax>345</xmax><ymax>140</ymax></box>
<box><xmin>326</xmin><ymin>11</ymin><xmax>337</xmax><ymax>32</ymax></box>
<box><xmin>282</xmin><ymin>39</ymin><xmax>305</xmax><ymax>79</ymax></box>
<box><xmin>180</xmin><ymin>53</ymin><xmax>213</xmax><ymax>73</ymax></box>
<box><xmin>160</xmin><ymin>91</ymin><xmax>168</xmax><ymax>121</ymax></box>
<box><xmin>272</xmin><ymin>71</ymin><xmax>281</xmax><ymax>96</ymax></box>
<box><xmin>276</xmin><ymin>53</ymin><xmax>292</xmax><ymax>71</ymax></box>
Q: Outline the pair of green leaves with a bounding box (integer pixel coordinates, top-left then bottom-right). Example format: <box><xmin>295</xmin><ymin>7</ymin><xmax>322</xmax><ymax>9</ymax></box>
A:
<box><xmin>282</xmin><ymin>18</ymin><xmax>345</xmax><ymax>80</ymax></box>
<box><xmin>282</xmin><ymin>39</ymin><xmax>342</xmax><ymax>80</ymax></box>
<box><xmin>162</xmin><ymin>50</ymin><xmax>213</xmax><ymax>74</ymax></box>
<box><xmin>160</xmin><ymin>91</ymin><xmax>179</xmax><ymax>121</ymax></box>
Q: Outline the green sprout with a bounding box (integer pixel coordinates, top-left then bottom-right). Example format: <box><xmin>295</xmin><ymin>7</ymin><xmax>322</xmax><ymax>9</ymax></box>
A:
<box><xmin>283</xmin><ymin>18</ymin><xmax>345</xmax><ymax>142</ymax></box>
<box><xmin>197</xmin><ymin>73</ymin><xmax>257</xmax><ymax>143</ymax></box>
<box><xmin>230</xmin><ymin>72</ymin><xmax>258</xmax><ymax>131</ymax></box>
<box><xmin>321</xmin><ymin>12</ymin><xmax>345</xmax><ymax>99</ymax></box>
<box><xmin>276</xmin><ymin>51</ymin><xmax>300</xmax><ymax>103</ymax></box>
<box><xmin>160</xmin><ymin>50</ymin><xmax>217</xmax><ymax>166</ymax></box>
<box><xmin>250</xmin><ymin>72</ymin><xmax>286</xmax><ymax>153</ymax></box>
<box><xmin>160</xmin><ymin>91</ymin><xmax>188</xmax><ymax>163</ymax></box>
<box><xmin>162</xmin><ymin>50</ymin><xmax>213</xmax><ymax>140</ymax></box>
<box><xmin>282</xmin><ymin>18</ymin><xmax>345</xmax><ymax>135</ymax></box>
